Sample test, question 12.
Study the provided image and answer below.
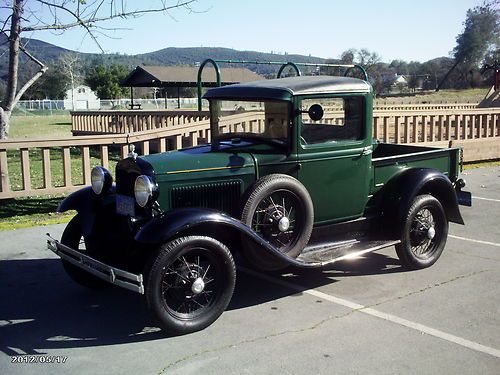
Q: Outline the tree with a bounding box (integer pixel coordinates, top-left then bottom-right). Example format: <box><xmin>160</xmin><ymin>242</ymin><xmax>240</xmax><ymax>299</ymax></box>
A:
<box><xmin>59</xmin><ymin>53</ymin><xmax>82</xmax><ymax>110</ymax></box>
<box><xmin>22</xmin><ymin>67</ymin><xmax>69</xmax><ymax>99</ymax></box>
<box><xmin>437</xmin><ymin>0</ymin><xmax>499</xmax><ymax>90</ymax></box>
<box><xmin>85</xmin><ymin>64</ymin><xmax>129</xmax><ymax>100</ymax></box>
<box><xmin>0</xmin><ymin>0</ymin><xmax>198</xmax><ymax>139</ymax></box>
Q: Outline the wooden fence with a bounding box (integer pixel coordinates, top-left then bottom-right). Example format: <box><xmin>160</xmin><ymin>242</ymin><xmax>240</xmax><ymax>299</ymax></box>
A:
<box><xmin>71</xmin><ymin>110</ymin><xmax>211</xmax><ymax>135</ymax></box>
<box><xmin>1</xmin><ymin>109</ymin><xmax>499</xmax><ymax>199</ymax></box>
<box><xmin>71</xmin><ymin>103</ymin><xmax>480</xmax><ymax>135</ymax></box>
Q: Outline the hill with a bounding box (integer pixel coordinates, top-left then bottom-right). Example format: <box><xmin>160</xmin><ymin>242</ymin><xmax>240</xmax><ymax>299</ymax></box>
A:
<box><xmin>0</xmin><ymin>37</ymin><xmax>326</xmax><ymax>83</ymax></box>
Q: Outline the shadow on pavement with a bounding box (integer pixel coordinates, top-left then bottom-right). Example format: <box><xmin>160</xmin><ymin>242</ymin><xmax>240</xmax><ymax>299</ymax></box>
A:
<box><xmin>0</xmin><ymin>252</ymin><xmax>405</xmax><ymax>354</ymax></box>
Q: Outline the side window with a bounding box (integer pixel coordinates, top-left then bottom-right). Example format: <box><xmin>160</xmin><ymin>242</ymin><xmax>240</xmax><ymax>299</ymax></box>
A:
<box><xmin>300</xmin><ymin>97</ymin><xmax>364</xmax><ymax>145</ymax></box>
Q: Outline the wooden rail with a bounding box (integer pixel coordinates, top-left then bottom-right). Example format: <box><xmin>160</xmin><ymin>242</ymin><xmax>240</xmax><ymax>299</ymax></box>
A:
<box><xmin>1</xmin><ymin>109</ymin><xmax>499</xmax><ymax>199</ymax></box>
<box><xmin>71</xmin><ymin>110</ymin><xmax>211</xmax><ymax>135</ymax></box>
<box><xmin>71</xmin><ymin>104</ymin><xmax>480</xmax><ymax>135</ymax></box>
<box><xmin>372</xmin><ymin>103</ymin><xmax>478</xmax><ymax>111</ymax></box>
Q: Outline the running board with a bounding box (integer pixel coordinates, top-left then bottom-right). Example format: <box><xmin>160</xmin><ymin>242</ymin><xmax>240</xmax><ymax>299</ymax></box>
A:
<box><xmin>297</xmin><ymin>239</ymin><xmax>401</xmax><ymax>266</ymax></box>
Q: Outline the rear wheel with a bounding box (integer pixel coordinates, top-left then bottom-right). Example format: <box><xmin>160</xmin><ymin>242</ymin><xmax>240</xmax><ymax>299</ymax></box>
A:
<box><xmin>146</xmin><ymin>236</ymin><xmax>236</xmax><ymax>334</ymax></box>
<box><xmin>60</xmin><ymin>215</ymin><xmax>108</xmax><ymax>289</ymax></box>
<box><xmin>395</xmin><ymin>194</ymin><xmax>448</xmax><ymax>269</ymax></box>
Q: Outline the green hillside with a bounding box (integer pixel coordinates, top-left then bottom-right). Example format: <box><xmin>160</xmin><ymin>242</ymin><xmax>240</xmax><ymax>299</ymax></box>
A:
<box><xmin>0</xmin><ymin>37</ymin><xmax>326</xmax><ymax>82</ymax></box>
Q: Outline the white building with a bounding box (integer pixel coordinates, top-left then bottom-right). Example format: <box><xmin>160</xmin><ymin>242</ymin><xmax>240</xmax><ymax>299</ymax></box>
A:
<box><xmin>64</xmin><ymin>85</ymin><xmax>100</xmax><ymax>110</ymax></box>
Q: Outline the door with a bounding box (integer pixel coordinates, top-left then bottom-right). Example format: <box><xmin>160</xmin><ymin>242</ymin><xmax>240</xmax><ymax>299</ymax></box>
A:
<box><xmin>297</xmin><ymin>95</ymin><xmax>372</xmax><ymax>224</ymax></box>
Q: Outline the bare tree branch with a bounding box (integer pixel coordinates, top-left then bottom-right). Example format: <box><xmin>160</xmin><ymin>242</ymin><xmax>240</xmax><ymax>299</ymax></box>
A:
<box><xmin>23</xmin><ymin>0</ymin><xmax>197</xmax><ymax>31</ymax></box>
<box><xmin>1</xmin><ymin>0</ymin><xmax>202</xmax><ymax>139</ymax></box>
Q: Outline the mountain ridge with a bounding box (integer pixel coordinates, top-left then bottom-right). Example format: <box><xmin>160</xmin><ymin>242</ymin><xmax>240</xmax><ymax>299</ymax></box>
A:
<box><xmin>0</xmin><ymin>37</ymin><xmax>327</xmax><ymax>78</ymax></box>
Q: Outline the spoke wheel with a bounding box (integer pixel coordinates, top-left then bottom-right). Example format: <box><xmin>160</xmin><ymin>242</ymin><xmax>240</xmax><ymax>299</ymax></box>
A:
<box><xmin>396</xmin><ymin>194</ymin><xmax>448</xmax><ymax>269</ymax></box>
<box><xmin>251</xmin><ymin>189</ymin><xmax>304</xmax><ymax>252</ymax></box>
<box><xmin>241</xmin><ymin>174</ymin><xmax>314</xmax><ymax>271</ymax></box>
<box><xmin>161</xmin><ymin>248</ymin><xmax>221</xmax><ymax>320</ymax></box>
<box><xmin>146</xmin><ymin>236</ymin><xmax>236</xmax><ymax>334</ymax></box>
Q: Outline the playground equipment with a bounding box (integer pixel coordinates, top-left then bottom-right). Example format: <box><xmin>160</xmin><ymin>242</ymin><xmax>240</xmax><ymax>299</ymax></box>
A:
<box><xmin>196</xmin><ymin>59</ymin><xmax>368</xmax><ymax>111</ymax></box>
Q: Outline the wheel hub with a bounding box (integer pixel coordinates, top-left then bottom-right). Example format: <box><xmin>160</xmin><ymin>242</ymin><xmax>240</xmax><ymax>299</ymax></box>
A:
<box><xmin>191</xmin><ymin>277</ymin><xmax>205</xmax><ymax>295</ymax></box>
<box><xmin>427</xmin><ymin>227</ymin><xmax>436</xmax><ymax>240</ymax></box>
<box><xmin>278</xmin><ymin>216</ymin><xmax>290</xmax><ymax>232</ymax></box>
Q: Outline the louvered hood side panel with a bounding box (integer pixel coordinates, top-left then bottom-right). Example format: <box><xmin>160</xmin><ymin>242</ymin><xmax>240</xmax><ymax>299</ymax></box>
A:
<box><xmin>171</xmin><ymin>180</ymin><xmax>242</xmax><ymax>216</ymax></box>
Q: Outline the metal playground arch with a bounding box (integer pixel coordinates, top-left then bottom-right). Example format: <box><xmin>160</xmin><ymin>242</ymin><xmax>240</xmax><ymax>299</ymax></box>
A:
<box><xmin>196</xmin><ymin>59</ymin><xmax>368</xmax><ymax>111</ymax></box>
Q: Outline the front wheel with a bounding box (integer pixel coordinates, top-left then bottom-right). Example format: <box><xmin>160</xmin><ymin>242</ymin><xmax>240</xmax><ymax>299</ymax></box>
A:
<box><xmin>60</xmin><ymin>215</ymin><xmax>109</xmax><ymax>289</ymax></box>
<box><xmin>395</xmin><ymin>194</ymin><xmax>448</xmax><ymax>269</ymax></box>
<box><xmin>146</xmin><ymin>236</ymin><xmax>236</xmax><ymax>334</ymax></box>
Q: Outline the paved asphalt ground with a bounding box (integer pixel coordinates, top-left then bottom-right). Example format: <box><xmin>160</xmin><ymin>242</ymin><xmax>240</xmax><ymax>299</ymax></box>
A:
<box><xmin>0</xmin><ymin>166</ymin><xmax>499</xmax><ymax>374</ymax></box>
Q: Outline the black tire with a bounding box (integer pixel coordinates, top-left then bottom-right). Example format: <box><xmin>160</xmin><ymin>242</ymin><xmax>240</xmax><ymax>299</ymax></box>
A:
<box><xmin>146</xmin><ymin>236</ymin><xmax>236</xmax><ymax>334</ymax></box>
<box><xmin>60</xmin><ymin>215</ymin><xmax>108</xmax><ymax>289</ymax></box>
<box><xmin>395</xmin><ymin>194</ymin><xmax>448</xmax><ymax>269</ymax></box>
<box><xmin>241</xmin><ymin>174</ymin><xmax>314</xmax><ymax>271</ymax></box>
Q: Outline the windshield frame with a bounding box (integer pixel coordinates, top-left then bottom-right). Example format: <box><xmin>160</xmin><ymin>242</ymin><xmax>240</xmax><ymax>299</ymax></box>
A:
<box><xmin>209</xmin><ymin>98</ymin><xmax>293</xmax><ymax>148</ymax></box>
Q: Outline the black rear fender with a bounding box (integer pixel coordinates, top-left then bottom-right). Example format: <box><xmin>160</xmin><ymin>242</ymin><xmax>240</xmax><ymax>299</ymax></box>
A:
<box><xmin>134</xmin><ymin>207</ymin><xmax>314</xmax><ymax>268</ymax></box>
<box><xmin>382</xmin><ymin>168</ymin><xmax>464</xmax><ymax>226</ymax></box>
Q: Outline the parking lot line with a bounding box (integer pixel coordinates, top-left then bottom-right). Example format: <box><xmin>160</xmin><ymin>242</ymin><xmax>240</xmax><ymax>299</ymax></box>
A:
<box><xmin>474</xmin><ymin>196</ymin><xmax>500</xmax><ymax>203</ymax></box>
<box><xmin>449</xmin><ymin>235</ymin><xmax>500</xmax><ymax>248</ymax></box>
<box><xmin>240</xmin><ymin>267</ymin><xmax>500</xmax><ymax>359</ymax></box>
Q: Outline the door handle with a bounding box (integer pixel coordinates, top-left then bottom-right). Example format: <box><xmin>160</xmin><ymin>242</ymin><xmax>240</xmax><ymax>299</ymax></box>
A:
<box><xmin>361</xmin><ymin>146</ymin><xmax>372</xmax><ymax>156</ymax></box>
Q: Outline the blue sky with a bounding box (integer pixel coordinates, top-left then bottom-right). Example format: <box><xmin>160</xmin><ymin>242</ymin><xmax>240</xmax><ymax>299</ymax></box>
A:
<box><xmin>13</xmin><ymin>0</ymin><xmax>483</xmax><ymax>62</ymax></box>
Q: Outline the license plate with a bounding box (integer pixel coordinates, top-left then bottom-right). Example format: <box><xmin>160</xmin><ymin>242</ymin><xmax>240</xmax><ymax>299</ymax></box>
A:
<box><xmin>116</xmin><ymin>194</ymin><xmax>135</xmax><ymax>217</ymax></box>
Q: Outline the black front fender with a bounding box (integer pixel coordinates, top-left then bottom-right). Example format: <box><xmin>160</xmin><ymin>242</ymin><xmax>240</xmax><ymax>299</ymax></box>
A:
<box><xmin>58</xmin><ymin>186</ymin><xmax>116</xmax><ymax>237</ymax></box>
<box><xmin>134</xmin><ymin>207</ymin><xmax>318</xmax><ymax>268</ymax></box>
<box><xmin>383</xmin><ymin>168</ymin><xmax>464</xmax><ymax>225</ymax></box>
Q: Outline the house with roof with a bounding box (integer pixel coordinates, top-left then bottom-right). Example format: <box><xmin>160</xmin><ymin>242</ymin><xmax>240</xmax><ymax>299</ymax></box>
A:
<box><xmin>64</xmin><ymin>85</ymin><xmax>100</xmax><ymax>110</ymax></box>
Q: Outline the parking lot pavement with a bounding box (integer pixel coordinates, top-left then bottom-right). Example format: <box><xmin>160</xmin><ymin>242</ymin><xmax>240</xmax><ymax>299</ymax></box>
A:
<box><xmin>1</xmin><ymin>166</ymin><xmax>499</xmax><ymax>374</ymax></box>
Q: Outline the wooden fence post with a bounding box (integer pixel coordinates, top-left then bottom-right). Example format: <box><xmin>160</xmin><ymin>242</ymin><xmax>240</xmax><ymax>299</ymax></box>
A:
<box><xmin>42</xmin><ymin>148</ymin><xmax>52</xmax><ymax>189</ymax></box>
<box><xmin>82</xmin><ymin>146</ymin><xmax>91</xmax><ymax>185</ymax></box>
<box><xmin>0</xmin><ymin>150</ymin><xmax>10</xmax><ymax>193</ymax></box>
<box><xmin>21</xmin><ymin>148</ymin><xmax>31</xmax><ymax>191</ymax></box>
<box><xmin>63</xmin><ymin>147</ymin><xmax>72</xmax><ymax>187</ymax></box>
<box><xmin>101</xmin><ymin>145</ymin><xmax>109</xmax><ymax>170</ymax></box>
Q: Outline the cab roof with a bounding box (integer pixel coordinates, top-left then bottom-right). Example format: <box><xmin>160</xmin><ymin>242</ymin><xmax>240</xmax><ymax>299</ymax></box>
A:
<box><xmin>203</xmin><ymin>76</ymin><xmax>372</xmax><ymax>101</ymax></box>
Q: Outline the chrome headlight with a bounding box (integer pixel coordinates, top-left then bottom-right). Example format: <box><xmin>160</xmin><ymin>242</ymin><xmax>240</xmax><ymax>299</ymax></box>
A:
<box><xmin>91</xmin><ymin>166</ymin><xmax>112</xmax><ymax>195</ymax></box>
<box><xmin>134</xmin><ymin>175</ymin><xmax>157</xmax><ymax>207</ymax></box>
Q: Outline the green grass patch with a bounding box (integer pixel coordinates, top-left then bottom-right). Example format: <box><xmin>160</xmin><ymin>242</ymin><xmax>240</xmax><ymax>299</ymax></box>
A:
<box><xmin>376</xmin><ymin>88</ymin><xmax>489</xmax><ymax>104</ymax></box>
<box><xmin>0</xmin><ymin>211</ymin><xmax>75</xmax><ymax>231</ymax></box>
<box><xmin>463</xmin><ymin>160</ymin><xmax>500</xmax><ymax>170</ymax></box>
<box><xmin>0</xmin><ymin>195</ymin><xmax>75</xmax><ymax>231</ymax></box>
<box><xmin>9</xmin><ymin>114</ymin><xmax>72</xmax><ymax>139</ymax></box>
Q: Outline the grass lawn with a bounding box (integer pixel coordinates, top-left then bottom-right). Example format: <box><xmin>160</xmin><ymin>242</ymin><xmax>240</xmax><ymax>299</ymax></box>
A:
<box><xmin>0</xmin><ymin>196</ymin><xmax>75</xmax><ymax>231</ymax></box>
<box><xmin>375</xmin><ymin>87</ymin><xmax>489</xmax><ymax>104</ymax></box>
<box><xmin>9</xmin><ymin>113</ymin><xmax>73</xmax><ymax>139</ymax></box>
<box><xmin>2</xmin><ymin>113</ymin><xmax>120</xmax><ymax>230</ymax></box>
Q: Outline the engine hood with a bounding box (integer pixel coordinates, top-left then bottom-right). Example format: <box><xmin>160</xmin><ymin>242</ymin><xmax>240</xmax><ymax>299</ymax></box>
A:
<box><xmin>140</xmin><ymin>144</ymin><xmax>256</xmax><ymax>183</ymax></box>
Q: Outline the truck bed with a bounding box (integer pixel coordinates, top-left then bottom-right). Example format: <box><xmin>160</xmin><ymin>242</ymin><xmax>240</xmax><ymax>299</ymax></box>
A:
<box><xmin>370</xmin><ymin>143</ymin><xmax>460</xmax><ymax>194</ymax></box>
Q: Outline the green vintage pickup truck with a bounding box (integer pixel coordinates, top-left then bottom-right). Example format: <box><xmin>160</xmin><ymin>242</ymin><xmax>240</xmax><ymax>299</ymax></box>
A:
<box><xmin>48</xmin><ymin>75</ymin><xmax>471</xmax><ymax>334</ymax></box>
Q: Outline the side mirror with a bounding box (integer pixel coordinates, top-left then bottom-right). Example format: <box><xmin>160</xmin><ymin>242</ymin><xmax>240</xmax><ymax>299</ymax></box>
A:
<box><xmin>308</xmin><ymin>104</ymin><xmax>324</xmax><ymax>121</ymax></box>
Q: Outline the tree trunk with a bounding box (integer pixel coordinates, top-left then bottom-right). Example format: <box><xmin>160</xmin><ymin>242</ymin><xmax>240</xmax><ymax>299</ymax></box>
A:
<box><xmin>0</xmin><ymin>0</ymin><xmax>23</xmax><ymax>139</ymax></box>
<box><xmin>436</xmin><ymin>56</ymin><xmax>463</xmax><ymax>92</ymax></box>
<box><xmin>0</xmin><ymin>108</ymin><xmax>10</xmax><ymax>140</ymax></box>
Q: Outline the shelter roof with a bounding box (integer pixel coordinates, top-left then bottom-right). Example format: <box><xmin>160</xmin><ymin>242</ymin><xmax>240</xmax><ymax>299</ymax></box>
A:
<box><xmin>121</xmin><ymin>65</ymin><xmax>265</xmax><ymax>88</ymax></box>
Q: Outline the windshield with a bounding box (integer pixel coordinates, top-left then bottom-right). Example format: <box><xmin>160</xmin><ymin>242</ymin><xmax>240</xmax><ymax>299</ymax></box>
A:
<box><xmin>210</xmin><ymin>100</ymin><xmax>291</xmax><ymax>144</ymax></box>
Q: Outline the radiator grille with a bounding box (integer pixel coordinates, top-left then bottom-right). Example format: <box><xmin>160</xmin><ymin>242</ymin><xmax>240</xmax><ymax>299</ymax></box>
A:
<box><xmin>171</xmin><ymin>180</ymin><xmax>241</xmax><ymax>216</ymax></box>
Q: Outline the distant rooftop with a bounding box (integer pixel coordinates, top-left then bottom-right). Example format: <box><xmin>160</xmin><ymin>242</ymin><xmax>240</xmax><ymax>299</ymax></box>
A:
<box><xmin>121</xmin><ymin>65</ymin><xmax>265</xmax><ymax>88</ymax></box>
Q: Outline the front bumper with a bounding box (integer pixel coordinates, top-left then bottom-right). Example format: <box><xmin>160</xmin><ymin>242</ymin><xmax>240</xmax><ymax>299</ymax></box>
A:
<box><xmin>47</xmin><ymin>234</ymin><xmax>144</xmax><ymax>294</ymax></box>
